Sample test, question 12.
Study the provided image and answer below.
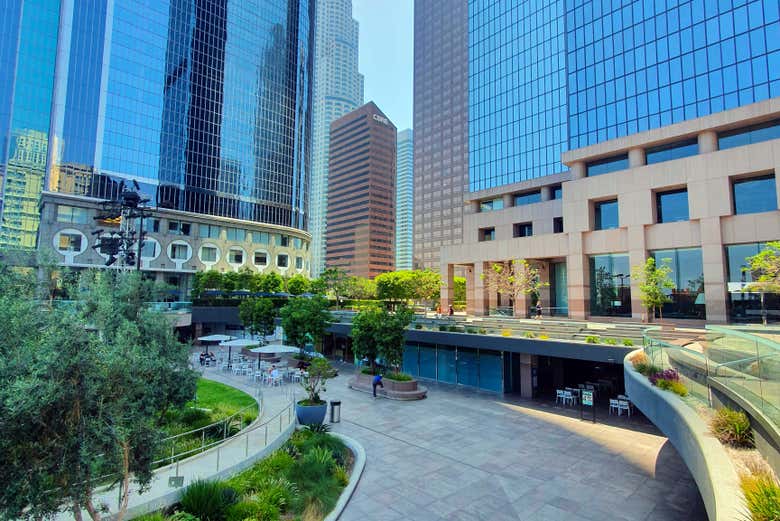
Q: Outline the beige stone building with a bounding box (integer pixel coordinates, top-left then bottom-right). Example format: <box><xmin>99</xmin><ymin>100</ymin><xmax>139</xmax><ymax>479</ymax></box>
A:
<box><xmin>441</xmin><ymin>99</ymin><xmax>780</xmax><ymax>324</ymax></box>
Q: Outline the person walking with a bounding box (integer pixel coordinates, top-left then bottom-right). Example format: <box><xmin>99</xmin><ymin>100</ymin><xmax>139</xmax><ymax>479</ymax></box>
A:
<box><xmin>448</xmin><ymin>305</ymin><xmax>454</xmax><ymax>316</ymax></box>
<box><xmin>535</xmin><ymin>301</ymin><xmax>543</xmax><ymax>319</ymax></box>
<box><xmin>372</xmin><ymin>374</ymin><xmax>384</xmax><ymax>398</ymax></box>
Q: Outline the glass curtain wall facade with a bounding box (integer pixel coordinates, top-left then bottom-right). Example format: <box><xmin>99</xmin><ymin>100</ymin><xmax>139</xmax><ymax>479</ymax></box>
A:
<box><xmin>395</xmin><ymin>129</ymin><xmax>413</xmax><ymax>270</ymax></box>
<box><xmin>468</xmin><ymin>0</ymin><xmax>780</xmax><ymax>190</ymax></box>
<box><xmin>589</xmin><ymin>253</ymin><xmax>631</xmax><ymax>316</ymax></box>
<box><xmin>726</xmin><ymin>242</ymin><xmax>780</xmax><ymax>322</ymax></box>
<box><xmin>0</xmin><ymin>0</ymin><xmax>314</xmax><ymax>249</ymax></box>
<box><xmin>651</xmin><ymin>248</ymin><xmax>705</xmax><ymax>319</ymax></box>
<box><xmin>403</xmin><ymin>342</ymin><xmax>504</xmax><ymax>392</ymax></box>
<box><xmin>310</xmin><ymin>0</ymin><xmax>363</xmax><ymax>276</ymax></box>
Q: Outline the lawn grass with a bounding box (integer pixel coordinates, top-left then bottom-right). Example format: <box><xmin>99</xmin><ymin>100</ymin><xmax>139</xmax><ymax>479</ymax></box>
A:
<box><xmin>191</xmin><ymin>379</ymin><xmax>257</xmax><ymax>413</ymax></box>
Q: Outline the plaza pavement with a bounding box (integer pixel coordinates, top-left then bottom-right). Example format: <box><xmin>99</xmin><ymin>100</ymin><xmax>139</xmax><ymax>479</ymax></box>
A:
<box><xmin>212</xmin><ymin>362</ymin><xmax>707</xmax><ymax>521</ymax></box>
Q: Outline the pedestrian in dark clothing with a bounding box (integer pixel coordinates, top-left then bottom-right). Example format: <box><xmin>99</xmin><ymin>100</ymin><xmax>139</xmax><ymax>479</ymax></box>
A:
<box><xmin>448</xmin><ymin>305</ymin><xmax>454</xmax><ymax>316</ymax></box>
<box><xmin>535</xmin><ymin>301</ymin><xmax>543</xmax><ymax>319</ymax></box>
<box><xmin>372</xmin><ymin>374</ymin><xmax>384</xmax><ymax>398</ymax></box>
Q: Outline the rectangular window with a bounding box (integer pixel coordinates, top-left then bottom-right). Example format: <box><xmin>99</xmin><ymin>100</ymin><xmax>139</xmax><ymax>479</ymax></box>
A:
<box><xmin>295</xmin><ymin>256</ymin><xmax>303</xmax><ymax>269</ymax></box>
<box><xmin>587</xmin><ymin>154</ymin><xmax>629</xmax><ymax>177</ymax></box>
<box><xmin>594</xmin><ymin>199</ymin><xmax>619</xmax><ymax>230</ymax></box>
<box><xmin>513</xmin><ymin>222</ymin><xmax>533</xmax><ymax>237</ymax></box>
<box><xmin>228</xmin><ymin>249</ymin><xmax>243</xmax><ymax>264</ymax></box>
<box><xmin>254</xmin><ymin>252</ymin><xmax>268</xmax><ymax>265</ymax></box>
<box><xmin>277</xmin><ymin>254</ymin><xmax>289</xmax><ymax>268</ymax></box>
<box><xmin>719</xmin><ymin>119</ymin><xmax>780</xmax><ymax>150</ymax></box>
<box><xmin>513</xmin><ymin>190</ymin><xmax>542</xmax><ymax>206</ymax></box>
<box><xmin>589</xmin><ymin>254</ymin><xmax>631</xmax><ymax>317</ymax></box>
<box><xmin>170</xmin><ymin>244</ymin><xmax>188</xmax><ymax>260</ymax></box>
<box><xmin>142</xmin><ymin>219</ymin><xmax>160</xmax><ymax>233</ymax></box>
<box><xmin>551</xmin><ymin>185</ymin><xmax>562</xmax><ymax>199</ymax></box>
<box><xmin>57</xmin><ymin>205</ymin><xmax>88</xmax><ymax>224</ymax></box>
<box><xmin>732</xmin><ymin>174</ymin><xmax>777</xmax><ymax>214</ymax></box>
<box><xmin>141</xmin><ymin>240</ymin><xmax>157</xmax><ymax>258</ymax></box>
<box><xmin>293</xmin><ymin>237</ymin><xmax>303</xmax><ymax>249</ymax></box>
<box><xmin>651</xmin><ymin>248</ymin><xmax>705</xmax><ymax>319</ymax></box>
<box><xmin>553</xmin><ymin>217</ymin><xmax>564</xmax><ymax>233</ymax></box>
<box><xmin>168</xmin><ymin>220</ymin><xmax>191</xmax><ymax>236</ymax></box>
<box><xmin>479</xmin><ymin>227</ymin><xmax>495</xmax><ymax>241</ymax></box>
<box><xmin>201</xmin><ymin>246</ymin><xmax>217</xmax><ymax>262</ymax></box>
<box><xmin>278</xmin><ymin>234</ymin><xmax>289</xmax><ymax>247</ymax></box>
<box><xmin>57</xmin><ymin>233</ymin><xmax>82</xmax><ymax>252</ymax></box>
<box><xmin>479</xmin><ymin>198</ymin><xmax>504</xmax><ymax>212</ymax></box>
<box><xmin>252</xmin><ymin>231</ymin><xmax>269</xmax><ymax>244</ymax></box>
<box><xmin>646</xmin><ymin>139</ymin><xmax>698</xmax><ymax>164</ymax></box>
<box><xmin>725</xmin><ymin>242</ymin><xmax>780</xmax><ymax>322</ymax></box>
<box><xmin>656</xmin><ymin>189</ymin><xmax>689</xmax><ymax>223</ymax></box>
<box><xmin>199</xmin><ymin>224</ymin><xmax>221</xmax><ymax>239</ymax></box>
<box><xmin>226</xmin><ymin>228</ymin><xmax>246</xmax><ymax>242</ymax></box>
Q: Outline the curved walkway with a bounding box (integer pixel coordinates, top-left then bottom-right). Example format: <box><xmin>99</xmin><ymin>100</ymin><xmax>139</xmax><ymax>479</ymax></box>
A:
<box><xmin>321</xmin><ymin>365</ymin><xmax>706</xmax><ymax>521</ymax></box>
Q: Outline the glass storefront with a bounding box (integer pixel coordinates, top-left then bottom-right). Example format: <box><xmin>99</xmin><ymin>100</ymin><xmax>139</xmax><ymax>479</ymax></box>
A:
<box><xmin>726</xmin><ymin>243</ymin><xmax>780</xmax><ymax>323</ymax></box>
<box><xmin>651</xmin><ymin>248</ymin><xmax>705</xmax><ymax>319</ymax></box>
<box><xmin>402</xmin><ymin>343</ymin><xmax>504</xmax><ymax>392</ymax></box>
<box><xmin>589</xmin><ymin>254</ymin><xmax>631</xmax><ymax>316</ymax></box>
<box><xmin>551</xmin><ymin>262</ymin><xmax>568</xmax><ymax>316</ymax></box>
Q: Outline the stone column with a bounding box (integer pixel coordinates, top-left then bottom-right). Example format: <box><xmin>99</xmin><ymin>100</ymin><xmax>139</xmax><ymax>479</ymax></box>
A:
<box><xmin>570</xmin><ymin>161</ymin><xmax>586</xmax><ymax>179</ymax></box>
<box><xmin>472</xmin><ymin>262</ymin><xmax>488</xmax><ymax>316</ymax></box>
<box><xmin>537</xmin><ymin>261</ymin><xmax>552</xmax><ymax>316</ymax></box>
<box><xmin>519</xmin><ymin>353</ymin><xmax>534</xmax><ymax>398</ymax></box>
<box><xmin>698</xmin><ymin>130</ymin><xmax>718</xmax><ymax>154</ymax></box>
<box><xmin>440</xmin><ymin>263</ymin><xmax>455</xmax><ymax>310</ymax></box>
<box><xmin>628</xmin><ymin>226</ymin><xmax>647</xmax><ymax>321</ymax></box>
<box><xmin>700</xmin><ymin>217</ymin><xmax>729</xmax><ymax>323</ymax></box>
<box><xmin>470</xmin><ymin>200</ymin><xmax>481</xmax><ymax>214</ymax></box>
<box><xmin>540</xmin><ymin>185</ymin><xmax>552</xmax><ymax>201</ymax></box>
<box><xmin>567</xmin><ymin>232</ymin><xmax>589</xmax><ymax>319</ymax></box>
<box><xmin>628</xmin><ymin>147</ymin><xmax>646</xmax><ymax>168</ymax></box>
<box><xmin>488</xmin><ymin>286</ymin><xmax>498</xmax><ymax>315</ymax></box>
<box><xmin>502</xmin><ymin>193</ymin><xmax>514</xmax><ymax>208</ymax></box>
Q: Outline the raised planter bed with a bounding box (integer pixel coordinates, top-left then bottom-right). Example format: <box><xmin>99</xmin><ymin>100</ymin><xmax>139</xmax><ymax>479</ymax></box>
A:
<box><xmin>348</xmin><ymin>372</ymin><xmax>428</xmax><ymax>400</ymax></box>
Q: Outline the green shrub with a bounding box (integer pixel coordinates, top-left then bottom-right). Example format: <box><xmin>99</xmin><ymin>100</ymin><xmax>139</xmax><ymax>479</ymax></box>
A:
<box><xmin>178</xmin><ymin>407</ymin><xmax>211</xmax><ymax>426</ymax></box>
<box><xmin>466</xmin><ymin>327</ymin><xmax>477</xmax><ymax>334</ymax></box>
<box><xmin>179</xmin><ymin>480</ymin><xmax>237</xmax><ymax>521</ymax></box>
<box><xmin>302</xmin><ymin>423</ymin><xmax>331</xmax><ymax>434</ymax></box>
<box><xmin>385</xmin><ymin>372</ymin><xmax>412</xmax><ymax>382</ymax></box>
<box><xmin>585</xmin><ymin>335</ymin><xmax>600</xmax><ymax>344</ymax></box>
<box><xmin>334</xmin><ymin>465</ymin><xmax>350</xmax><ymax>487</ymax></box>
<box><xmin>288</xmin><ymin>432</ymin><xmax>348</xmax><ymax>467</ymax></box>
<box><xmin>522</xmin><ymin>331</ymin><xmax>536</xmax><ymax>338</ymax></box>
<box><xmin>448</xmin><ymin>326</ymin><xmax>458</xmax><ymax>332</ymax></box>
<box><xmin>741</xmin><ymin>471</ymin><xmax>780</xmax><ymax>521</ymax></box>
<box><xmin>228</xmin><ymin>451</ymin><xmax>296</xmax><ymax>493</ymax></box>
<box><xmin>360</xmin><ymin>366</ymin><xmax>376</xmax><ymax>375</ymax></box>
<box><xmin>656</xmin><ymin>378</ymin><xmax>688</xmax><ymax>396</ymax></box>
<box><xmin>603</xmin><ymin>338</ymin><xmax>617</xmax><ymax>345</ymax></box>
<box><xmin>255</xmin><ymin>477</ymin><xmax>297</xmax><ymax>512</ymax></box>
<box><xmin>478</xmin><ymin>328</ymin><xmax>487</xmax><ymax>334</ymax></box>
<box><xmin>225</xmin><ymin>499</ymin><xmax>279</xmax><ymax>521</ymax></box>
<box><xmin>438</xmin><ymin>325</ymin><xmax>447</xmax><ymax>331</ymax></box>
<box><xmin>711</xmin><ymin>408</ymin><xmax>754</xmax><ymax>448</ymax></box>
<box><xmin>622</xmin><ymin>338</ymin><xmax>634</xmax><ymax>346</ymax></box>
<box><xmin>167</xmin><ymin>513</ymin><xmax>201</xmax><ymax>521</ymax></box>
<box><xmin>414</xmin><ymin>323</ymin><xmax>423</xmax><ymax>329</ymax></box>
<box><xmin>133</xmin><ymin>513</ymin><xmax>166</xmax><ymax>521</ymax></box>
<box><xmin>633</xmin><ymin>361</ymin><xmax>662</xmax><ymax>377</ymax></box>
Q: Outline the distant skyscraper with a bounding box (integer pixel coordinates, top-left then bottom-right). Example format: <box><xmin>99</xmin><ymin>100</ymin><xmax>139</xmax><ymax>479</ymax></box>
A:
<box><xmin>326</xmin><ymin>102</ymin><xmax>396</xmax><ymax>278</ymax></box>
<box><xmin>0</xmin><ymin>0</ymin><xmax>314</xmax><ymax>249</ymax></box>
<box><xmin>412</xmin><ymin>0</ymin><xmax>469</xmax><ymax>271</ymax></box>
<box><xmin>310</xmin><ymin>0</ymin><xmax>364</xmax><ymax>277</ymax></box>
<box><xmin>395</xmin><ymin>129</ymin><xmax>413</xmax><ymax>271</ymax></box>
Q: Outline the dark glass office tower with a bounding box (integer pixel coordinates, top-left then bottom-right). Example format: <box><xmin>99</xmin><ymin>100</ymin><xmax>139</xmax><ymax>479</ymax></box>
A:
<box><xmin>0</xmin><ymin>0</ymin><xmax>314</xmax><ymax>248</ymax></box>
<box><xmin>412</xmin><ymin>0</ymin><xmax>469</xmax><ymax>271</ymax></box>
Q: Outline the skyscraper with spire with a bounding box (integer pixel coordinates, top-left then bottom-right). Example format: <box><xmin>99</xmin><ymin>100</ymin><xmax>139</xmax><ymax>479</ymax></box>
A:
<box><xmin>310</xmin><ymin>0</ymin><xmax>364</xmax><ymax>277</ymax></box>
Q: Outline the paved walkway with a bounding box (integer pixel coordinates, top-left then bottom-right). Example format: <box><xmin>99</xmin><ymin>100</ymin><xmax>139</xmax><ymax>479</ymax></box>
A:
<box><xmin>318</xmin><ymin>365</ymin><xmax>706</xmax><ymax>521</ymax></box>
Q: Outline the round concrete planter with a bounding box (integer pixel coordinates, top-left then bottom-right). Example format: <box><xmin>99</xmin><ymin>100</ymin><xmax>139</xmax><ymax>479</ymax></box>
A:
<box><xmin>349</xmin><ymin>372</ymin><xmax>428</xmax><ymax>400</ymax></box>
<box><xmin>296</xmin><ymin>401</ymin><xmax>327</xmax><ymax>425</ymax></box>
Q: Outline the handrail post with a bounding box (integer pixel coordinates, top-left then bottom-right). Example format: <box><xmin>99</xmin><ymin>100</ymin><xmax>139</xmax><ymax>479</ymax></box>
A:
<box><xmin>264</xmin><ymin>424</ymin><xmax>268</xmax><ymax>445</ymax></box>
<box><xmin>216</xmin><ymin>447</ymin><xmax>220</xmax><ymax>471</ymax></box>
<box><xmin>245</xmin><ymin>433</ymin><xmax>249</xmax><ymax>456</ymax></box>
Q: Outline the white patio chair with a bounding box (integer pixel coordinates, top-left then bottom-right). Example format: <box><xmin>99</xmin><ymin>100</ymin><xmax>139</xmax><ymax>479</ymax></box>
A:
<box><xmin>563</xmin><ymin>391</ymin><xmax>576</xmax><ymax>406</ymax></box>
<box><xmin>556</xmin><ymin>389</ymin><xmax>565</xmax><ymax>404</ymax></box>
<box><xmin>618</xmin><ymin>400</ymin><xmax>631</xmax><ymax>417</ymax></box>
<box><xmin>609</xmin><ymin>399</ymin><xmax>620</xmax><ymax>415</ymax></box>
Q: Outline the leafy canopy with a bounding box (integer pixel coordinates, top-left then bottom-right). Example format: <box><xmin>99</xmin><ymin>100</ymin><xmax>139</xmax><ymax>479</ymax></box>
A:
<box><xmin>744</xmin><ymin>241</ymin><xmax>780</xmax><ymax>294</ymax></box>
<box><xmin>481</xmin><ymin>259</ymin><xmax>548</xmax><ymax>315</ymax></box>
<box><xmin>238</xmin><ymin>298</ymin><xmax>277</xmax><ymax>339</ymax></box>
<box><xmin>631</xmin><ymin>257</ymin><xmax>674</xmax><ymax>320</ymax></box>
<box><xmin>350</xmin><ymin>304</ymin><xmax>414</xmax><ymax>372</ymax></box>
<box><xmin>279</xmin><ymin>296</ymin><xmax>333</xmax><ymax>350</ymax></box>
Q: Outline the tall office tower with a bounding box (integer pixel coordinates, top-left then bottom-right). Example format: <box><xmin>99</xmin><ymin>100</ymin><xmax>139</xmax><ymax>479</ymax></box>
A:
<box><xmin>395</xmin><ymin>129</ymin><xmax>413</xmax><ymax>271</ymax></box>
<box><xmin>440</xmin><ymin>0</ymin><xmax>780</xmax><ymax>323</ymax></box>
<box><xmin>412</xmin><ymin>0</ymin><xmax>469</xmax><ymax>272</ymax></box>
<box><xmin>310</xmin><ymin>0</ymin><xmax>364</xmax><ymax>277</ymax></box>
<box><xmin>326</xmin><ymin>102</ymin><xmax>396</xmax><ymax>278</ymax></box>
<box><xmin>1</xmin><ymin>0</ymin><xmax>315</xmax><ymax>292</ymax></box>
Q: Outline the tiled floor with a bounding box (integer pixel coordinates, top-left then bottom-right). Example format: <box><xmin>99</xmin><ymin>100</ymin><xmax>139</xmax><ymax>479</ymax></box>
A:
<box><xmin>319</xmin><ymin>366</ymin><xmax>707</xmax><ymax>521</ymax></box>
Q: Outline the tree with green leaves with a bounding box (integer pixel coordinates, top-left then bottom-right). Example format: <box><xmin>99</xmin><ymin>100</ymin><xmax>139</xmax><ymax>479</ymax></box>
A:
<box><xmin>320</xmin><ymin>267</ymin><xmax>350</xmax><ymax>307</ymax></box>
<box><xmin>631</xmin><ymin>257</ymin><xmax>674</xmax><ymax>321</ymax></box>
<box><xmin>192</xmin><ymin>269</ymin><xmax>223</xmax><ymax>298</ymax></box>
<box><xmin>259</xmin><ymin>271</ymin><xmax>284</xmax><ymax>293</ymax></box>
<box><xmin>239</xmin><ymin>298</ymin><xmax>277</xmax><ymax>340</ymax></box>
<box><xmin>279</xmin><ymin>296</ymin><xmax>332</xmax><ymax>355</ymax></box>
<box><xmin>744</xmin><ymin>241</ymin><xmax>780</xmax><ymax>325</ymax></box>
<box><xmin>0</xmin><ymin>269</ymin><xmax>197</xmax><ymax>521</ymax></box>
<box><xmin>453</xmin><ymin>276</ymin><xmax>467</xmax><ymax>303</ymax></box>
<box><xmin>344</xmin><ymin>275</ymin><xmax>377</xmax><ymax>300</ymax></box>
<box><xmin>481</xmin><ymin>259</ymin><xmax>548</xmax><ymax>317</ymax></box>
<box><xmin>350</xmin><ymin>304</ymin><xmax>413</xmax><ymax>373</ymax></box>
<box><xmin>285</xmin><ymin>273</ymin><xmax>310</xmax><ymax>295</ymax></box>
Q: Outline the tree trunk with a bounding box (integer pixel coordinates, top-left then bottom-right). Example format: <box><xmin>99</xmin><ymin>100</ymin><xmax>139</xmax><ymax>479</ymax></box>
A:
<box><xmin>72</xmin><ymin>504</ymin><xmax>83</xmax><ymax>521</ymax></box>
<box><xmin>84</xmin><ymin>499</ymin><xmax>101</xmax><ymax>521</ymax></box>
<box><xmin>115</xmin><ymin>441</ymin><xmax>131</xmax><ymax>521</ymax></box>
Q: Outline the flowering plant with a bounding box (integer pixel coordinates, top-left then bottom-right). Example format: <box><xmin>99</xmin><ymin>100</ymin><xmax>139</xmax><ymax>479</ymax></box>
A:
<box><xmin>649</xmin><ymin>368</ymin><xmax>679</xmax><ymax>386</ymax></box>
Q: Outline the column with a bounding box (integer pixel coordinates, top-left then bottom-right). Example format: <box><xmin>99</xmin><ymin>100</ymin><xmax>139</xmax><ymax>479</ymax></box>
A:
<box><xmin>700</xmin><ymin>217</ymin><xmax>729</xmax><ymax>322</ymax></box>
<box><xmin>502</xmin><ymin>193</ymin><xmax>514</xmax><ymax>208</ymax></box>
<box><xmin>698</xmin><ymin>130</ymin><xmax>718</xmax><ymax>154</ymax></box>
<box><xmin>540</xmin><ymin>185</ymin><xmax>552</xmax><ymax>201</ymax></box>
<box><xmin>628</xmin><ymin>226</ymin><xmax>647</xmax><ymax>321</ymax></box>
<box><xmin>472</xmin><ymin>262</ymin><xmax>488</xmax><ymax>316</ymax></box>
<box><xmin>519</xmin><ymin>353</ymin><xmax>534</xmax><ymax>399</ymax></box>
<box><xmin>570</xmin><ymin>161</ymin><xmax>586</xmax><ymax>179</ymax></box>
<box><xmin>488</xmin><ymin>286</ymin><xmax>498</xmax><ymax>315</ymax></box>
<box><xmin>440</xmin><ymin>263</ymin><xmax>455</xmax><ymax>310</ymax></box>
<box><xmin>537</xmin><ymin>261</ymin><xmax>552</xmax><ymax>316</ymax></box>
<box><xmin>470</xmin><ymin>200</ymin><xmax>481</xmax><ymax>214</ymax></box>
<box><xmin>567</xmin><ymin>232</ymin><xmax>589</xmax><ymax>319</ymax></box>
<box><xmin>628</xmin><ymin>147</ymin><xmax>646</xmax><ymax>168</ymax></box>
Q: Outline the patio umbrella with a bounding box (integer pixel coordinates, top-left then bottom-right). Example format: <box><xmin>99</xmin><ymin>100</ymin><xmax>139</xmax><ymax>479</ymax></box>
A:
<box><xmin>219</xmin><ymin>338</ymin><xmax>261</xmax><ymax>368</ymax></box>
<box><xmin>249</xmin><ymin>344</ymin><xmax>301</xmax><ymax>354</ymax></box>
<box><xmin>197</xmin><ymin>334</ymin><xmax>235</xmax><ymax>353</ymax></box>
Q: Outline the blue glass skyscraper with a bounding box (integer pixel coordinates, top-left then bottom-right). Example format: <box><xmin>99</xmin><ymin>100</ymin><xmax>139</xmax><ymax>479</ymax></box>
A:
<box><xmin>469</xmin><ymin>0</ymin><xmax>780</xmax><ymax>191</ymax></box>
<box><xmin>0</xmin><ymin>0</ymin><xmax>314</xmax><ymax>248</ymax></box>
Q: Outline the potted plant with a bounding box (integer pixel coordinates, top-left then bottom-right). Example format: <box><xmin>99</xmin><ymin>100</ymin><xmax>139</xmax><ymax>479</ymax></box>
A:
<box><xmin>296</xmin><ymin>357</ymin><xmax>337</xmax><ymax>425</ymax></box>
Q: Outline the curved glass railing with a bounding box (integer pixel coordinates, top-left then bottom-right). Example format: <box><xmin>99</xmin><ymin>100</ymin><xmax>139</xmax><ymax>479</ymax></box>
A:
<box><xmin>643</xmin><ymin>325</ymin><xmax>780</xmax><ymax>430</ymax></box>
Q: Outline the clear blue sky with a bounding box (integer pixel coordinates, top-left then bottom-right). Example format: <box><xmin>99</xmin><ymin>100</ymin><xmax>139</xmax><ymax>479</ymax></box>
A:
<box><xmin>352</xmin><ymin>0</ymin><xmax>414</xmax><ymax>131</ymax></box>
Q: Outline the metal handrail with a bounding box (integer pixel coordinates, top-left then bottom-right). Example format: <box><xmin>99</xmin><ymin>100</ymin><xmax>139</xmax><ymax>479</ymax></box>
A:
<box><xmin>160</xmin><ymin>400</ymin><xmax>260</xmax><ymax>443</ymax></box>
<box><xmin>706</xmin><ymin>324</ymin><xmax>780</xmax><ymax>353</ymax></box>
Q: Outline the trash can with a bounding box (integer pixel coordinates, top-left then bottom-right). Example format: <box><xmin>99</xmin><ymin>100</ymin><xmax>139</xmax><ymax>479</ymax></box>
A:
<box><xmin>330</xmin><ymin>400</ymin><xmax>341</xmax><ymax>423</ymax></box>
